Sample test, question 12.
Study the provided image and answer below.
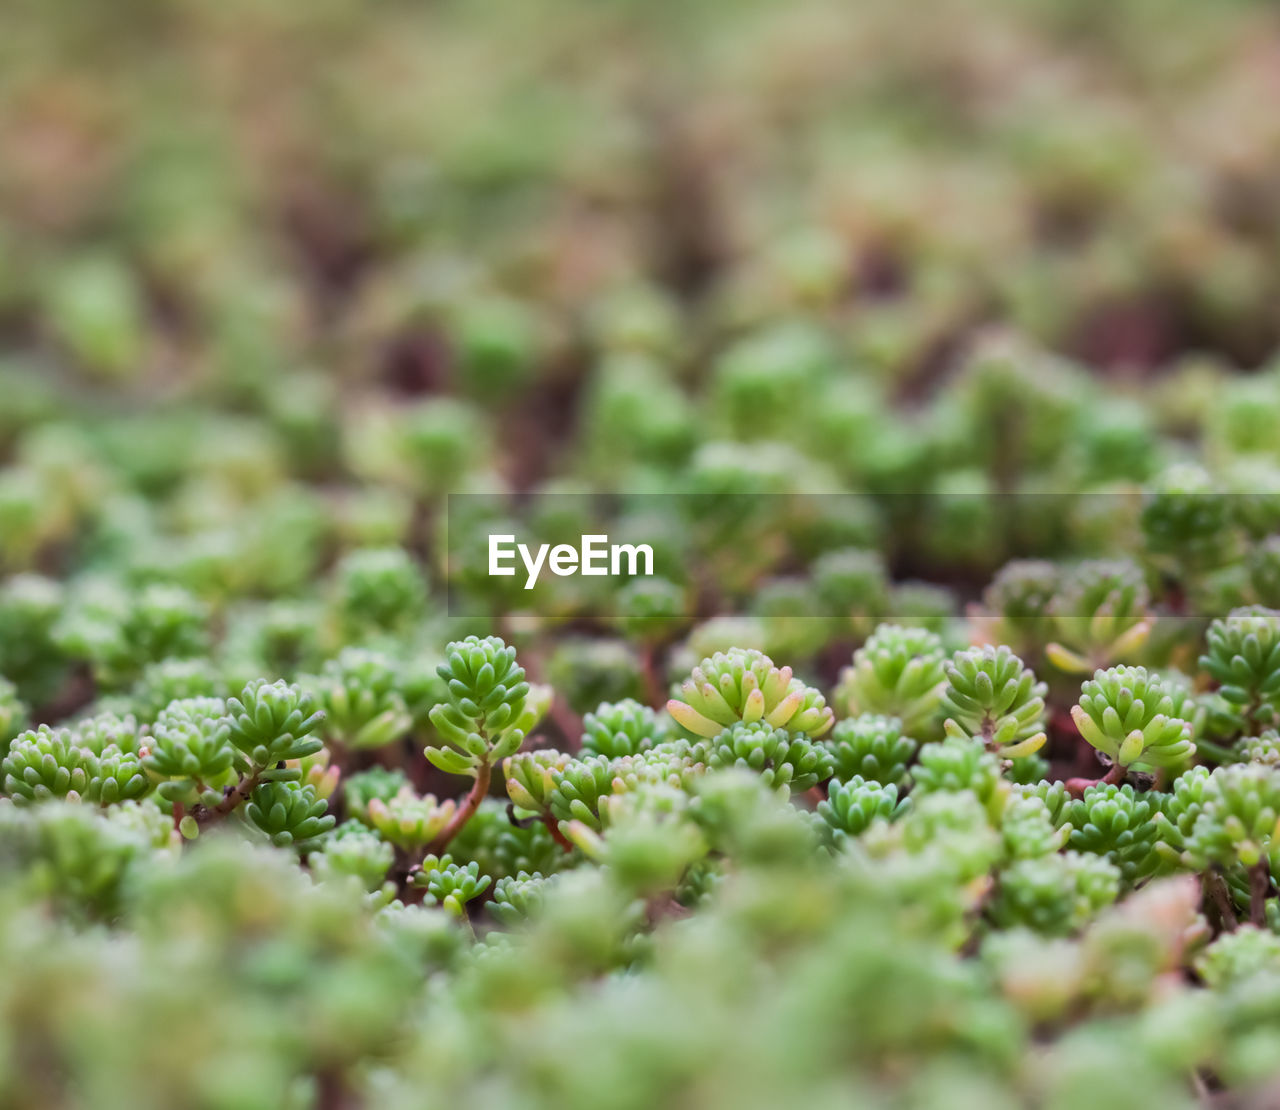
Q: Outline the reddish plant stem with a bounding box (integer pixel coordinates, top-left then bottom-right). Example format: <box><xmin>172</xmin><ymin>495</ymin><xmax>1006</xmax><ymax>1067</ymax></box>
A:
<box><xmin>1204</xmin><ymin>870</ymin><xmax>1239</xmax><ymax>932</ymax></box>
<box><xmin>192</xmin><ymin>770</ymin><xmax>260</xmax><ymax>828</ymax></box>
<box><xmin>314</xmin><ymin>1067</ymin><xmax>355</xmax><ymax>1110</ymax></box>
<box><xmin>1250</xmin><ymin>860</ymin><xmax>1272</xmax><ymax>928</ymax></box>
<box><xmin>547</xmin><ymin>695</ymin><xmax>584</xmax><ymax>750</ymax></box>
<box><xmin>638</xmin><ymin>640</ymin><xmax>665</xmax><ymax>709</ymax></box>
<box><xmin>400</xmin><ymin>873</ymin><xmax>427</xmax><ymax>905</ymax></box>
<box><xmin>543</xmin><ymin>814</ymin><xmax>575</xmax><ymax>853</ymax></box>
<box><xmin>1064</xmin><ymin>760</ymin><xmax>1127</xmax><ymax>797</ymax></box>
<box><xmin>428</xmin><ymin>760</ymin><xmax>492</xmax><ymax>855</ymax></box>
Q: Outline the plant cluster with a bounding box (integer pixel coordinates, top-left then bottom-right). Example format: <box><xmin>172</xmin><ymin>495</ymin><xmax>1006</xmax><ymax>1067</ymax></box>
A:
<box><xmin>7</xmin><ymin>0</ymin><xmax>1280</xmax><ymax>1105</ymax></box>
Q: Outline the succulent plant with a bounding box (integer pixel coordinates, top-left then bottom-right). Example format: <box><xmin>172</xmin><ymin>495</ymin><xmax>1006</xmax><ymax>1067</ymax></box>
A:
<box><xmin>546</xmin><ymin>754</ymin><xmax>626</xmax><ymax>833</ymax></box>
<box><xmin>990</xmin><ymin>851</ymin><xmax>1121</xmax><ymax>936</ymax></box>
<box><xmin>911</xmin><ymin>736</ymin><xmax>1007</xmax><ymax>816</ymax></box>
<box><xmin>224</xmin><ymin>678</ymin><xmax>325</xmax><ymax>773</ymax></box>
<box><xmin>411</xmin><ymin>854</ymin><xmax>492</xmax><ymax>917</ymax></box>
<box><xmin>700</xmin><ymin>721</ymin><xmax>834</xmax><ymax>797</ymax></box>
<box><xmin>130</xmin><ymin>658</ymin><xmax>224</xmax><ymax>722</ymax></box>
<box><xmin>427</xmin><ymin>636</ymin><xmax>532</xmax><ymax>775</ymax></box>
<box><xmin>365</xmin><ymin>788</ymin><xmax>458</xmax><ymax>855</ymax></box>
<box><xmin>342</xmin><ymin>766</ymin><xmax>411</xmax><ymax>821</ymax></box>
<box><xmin>1046</xmin><ymin>560</ymin><xmax>1152</xmax><ymax>675</ymax></box>
<box><xmin>822</xmin><ymin>713</ymin><xmax>917</xmax><ymax>788</ymax></box>
<box><xmin>580</xmin><ymin>699</ymin><xmax>670</xmax><ymax>759</ymax></box>
<box><xmin>1063</xmin><ymin>784</ymin><xmax>1160</xmax><ymax>884</ymax></box>
<box><xmin>490</xmin><ymin>870</ymin><xmax>551</xmax><ymax>927</ymax></box>
<box><xmin>819</xmin><ymin>776</ymin><xmax>908</xmax><ymax>843</ymax></box>
<box><xmin>834</xmin><ymin>624</ymin><xmax>947</xmax><ymax>736</ymax></box>
<box><xmin>1200</xmin><ymin>607</ymin><xmax>1280</xmax><ymax>734</ymax></box>
<box><xmin>332</xmin><ymin>546</ymin><xmax>428</xmax><ymax>638</ymax></box>
<box><xmin>1182</xmin><ymin>764</ymin><xmax>1280</xmax><ymax>873</ymax></box>
<box><xmin>309</xmin><ymin>647</ymin><xmax>413</xmax><ymax>751</ymax></box>
<box><xmin>1072</xmin><ymin>666</ymin><xmax>1195</xmax><ymax>774</ymax></box>
<box><xmin>971</xmin><ymin>561</ymin><xmax>1060</xmax><ymax>662</ymax></box>
<box><xmin>667</xmin><ymin>648</ymin><xmax>834</xmax><ymax>739</ymax></box>
<box><xmin>811</xmin><ymin>547</ymin><xmax>889</xmax><ymax>635</ymax></box>
<box><xmin>57</xmin><ymin>582</ymin><xmax>210</xmax><ymax>690</ymax></box>
<box><xmin>0</xmin><ymin>676</ymin><xmax>29</xmax><ymax>751</ymax></box>
<box><xmin>142</xmin><ymin>698</ymin><xmax>236</xmax><ymax>804</ymax></box>
<box><xmin>7</xmin><ymin>4</ymin><xmax>1280</xmax><ymax>1104</ymax></box>
<box><xmin>1141</xmin><ymin>463</ymin><xmax>1241</xmax><ymax>576</ymax></box>
<box><xmin>940</xmin><ymin>645</ymin><xmax>1047</xmax><ymax>759</ymax></box>
<box><xmin>2</xmin><ymin>726</ymin><xmax>99</xmax><ymax>803</ymax></box>
<box><xmin>310</xmin><ymin>823</ymin><xmax>395</xmax><ymax>893</ymax></box>
<box><xmin>504</xmin><ymin>749</ymin><xmax>572</xmax><ymax>813</ymax></box>
<box><xmin>1196</xmin><ymin>926</ymin><xmax>1280</xmax><ymax>989</ymax></box>
<box><xmin>613</xmin><ymin>577</ymin><xmax>687</xmax><ymax>643</ymax></box>
<box><xmin>242</xmin><ymin>781</ymin><xmax>335</xmax><ymax>848</ymax></box>
<box><xmin>999</xmin><ymin>794</ymin><xmax>1068</xmax><ymax>860</ymax></box>
<box><xmin>89</xmin><ymin>745</ymin><xmax>151</xmax><ymax>805</ymax></box>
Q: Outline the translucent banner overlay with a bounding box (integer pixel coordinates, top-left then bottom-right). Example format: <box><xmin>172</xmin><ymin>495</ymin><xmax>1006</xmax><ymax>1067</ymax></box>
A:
<box><xmin>440</xmin><ymin>491</ymin><xmax>1273</xmax><ymax>621</ymax></box>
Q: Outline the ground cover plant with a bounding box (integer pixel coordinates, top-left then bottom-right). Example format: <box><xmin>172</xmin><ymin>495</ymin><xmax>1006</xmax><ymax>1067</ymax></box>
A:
<box><xmin>6</xmin><ymin>0</ymin><xmax>1280</xmax><ymax>1106</ymax></box>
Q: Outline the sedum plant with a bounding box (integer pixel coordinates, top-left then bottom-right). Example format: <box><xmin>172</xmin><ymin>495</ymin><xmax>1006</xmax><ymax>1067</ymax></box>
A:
<box><xmin>427</xmin><ymin>636</ymin><xmax>531</xmax><ymax>774</ymax></box>
<box><xmin>1071</xmin><ymin>666</ymin><xmax>1195</xmax><ymax>779</ymax></box>
<box><xmin>989</xmin><ymin>851</ymin><xmax>1121</xmax><ymax>936</ymax></box>
<box><xmin>2</xmin><ymin>726</ymin><xmax>98</xmax><ymax>803</ymax></box>
<box><xmin>142</xmin><ymin>697</ymin><xmax>236</xmax><ymax>806</ymax></box>
<box><xmin>834</xmin><ymin>624</ymin><xmax>947</xmax><ymax>736</ymax></box>
<box><xmin>699</xmin><ymin>721</ymin><xmax>834</xmax><ymax>797</ymax></box>
<box><xmin>332</xmin><ymin>546</ymin><xmax>428</xmax><ymax>639</ymax></box>
<box><xmin>242</xmin><ymin>780</ymin><xmax>335</xmax><ymax>848</ymax></box>
<box><xmin>503</xmin><ymin>749</ymin><xmax>573</xmax><ymax>815</ymax></box>
<box><xmin>1182</xmin><ymin>765</ymin><xmax>1280</xmax><ymax>877</ymax></box>
<box><xmin>580</xmin><ymin>698</ymin><xmax>670</xmax><ymax>758</ymax></box>
<box><xmin>822</xmin><ymin>713</ymin><xmax>917</xmax><ymax>787</ymax></box>
<box><xmin>90</xmin><ymin>745</ymin><xmax>150</xmax><ymax>805</ymax></box>
<box><xmin>424</xmin><ymin>636</ymin><xmax>541</xmax><ymax>854</ymax></box>
<box><xmin>910</xmin><ymin>735</ymin><xmax>1008</xmax><ymax>818</ymax></box>
<box><xmin>667</xmin><ymin>648</ymin><xmax>834</xmax><ymax>739</ymax></box>
<box><xmin>310</xmin><ymin>823</ymin><xmax>395</xmax><ymax>896</ymax></box>
<box><xmin>819</xmin><ymin>775</ymin><xmax>908</xmax><ymax>843</ymax></box>
<box><xmin>309</xmin><ymin>648</ymin><xmax>413</xmax><ymax>751</ymax></box>
<box><xmin>1045</xmin><ymin>560</ymin><xmax>1153</xmax><ymax>675</ymax></box>
<box><xmin>1063</xmin><ymin>784</ymin><xmax>1161</xmax><ymax>884</ymax></box>
<box><xmin>971</xmin><ymin>560</ymin><xmax>1059</xmax><ymax>663</ymax></box>
<box><xmin>490</xmin><ymin>870</ymin><xmax>551</xmax><ymax>926</ymax></box>
<box><xmin>224</xmin><ymin>678</ymin><xmax>325</xmax><ymax>774</ymax></box>
<box><xmin>411</xmin><ymin>854</ymin><xmax>492</xmax><ymax>917</ymax></box>
<box><xmin>940</xmin><ymin>644</ymin><xmax>1047</xmax><ymax>759</ymax></box>
<box><xmin>10</xmin><ymin>3</ymin><xmax>1280</xmax><ymax>1102</ymax></box>
<box><xmin>1200</xmin><ymin>606</ymin><xmax>1280</xmax><ymax>735</ymax></box>
<box><xmin>364</xmin><ymin>788</ymin><xmax>458</xmax><ymax>856</ymax></box>
<box><xmin>1196</xmin><ymin>926</ymin><xmax>1280</xmax><ymax>989</ymax></box>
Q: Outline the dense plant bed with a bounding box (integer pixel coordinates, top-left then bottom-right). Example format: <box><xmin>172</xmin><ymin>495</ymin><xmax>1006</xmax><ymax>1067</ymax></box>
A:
<box><xmin>6</xmin><ymin>0</ymin><xmax>1280</xmax><ymax>1107</ymax></box>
